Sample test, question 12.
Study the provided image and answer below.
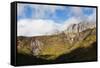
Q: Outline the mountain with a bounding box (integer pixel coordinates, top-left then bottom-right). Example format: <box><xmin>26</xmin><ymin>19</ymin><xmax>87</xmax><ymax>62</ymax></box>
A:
<box><xmin>17</xmin><ymin>26</ymin><xmax>96</xmax><ymax>60</ymax></box>
<box><xmin>64</xmin><ymin>21</ymin><xmax>96</xmax><ymax>33</ymax></box>
<box><xmin>16</xmin><ymin>18</ymin><xmax>97</xmax><ymax>65</ymax></box>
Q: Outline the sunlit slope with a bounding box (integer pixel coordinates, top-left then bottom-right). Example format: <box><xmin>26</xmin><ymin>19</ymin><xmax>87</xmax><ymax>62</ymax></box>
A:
<box><xmin>17</xmin><ymin>28</ymin><xmax>96</xmax><ymax>60</ymax></box>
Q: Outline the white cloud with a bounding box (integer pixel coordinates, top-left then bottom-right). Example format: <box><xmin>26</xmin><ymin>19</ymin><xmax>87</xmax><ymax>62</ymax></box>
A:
<box><xmin>61</xmin><ymin>17</ymin><xmax>81</xmax><ymax>30</ymax></box>
<box><xmin>70</xmin><ymin>7</ymin><xmax>86</xmax><ymax>20</ymax></box>
<box><xmin>33</xmin><ymin>4</ymin><xmax>65</xmax><ymax>18</ymax></box>
<box><xmin>71</xmin><ymin>7</ymin><xmax>83</xmax><ymax>16</ymax></box>
<box><xmin>17</xmin><ymin>3</ymin><xmax>65</xmax><ymax>19</ymax></box>
<box><xmin>17</xmin><ymin>4</ymin><xmax>25</xmax><ymax>17</ymax></box>
<box><xmin>17</xmin><ymin>19</ymin><xmax>61</xmax><ymax>36</ymax></box>
<box><xmin>87</xmin><ymin>8</ymin><xmax>96</xmax><ymax>23</ymax></box>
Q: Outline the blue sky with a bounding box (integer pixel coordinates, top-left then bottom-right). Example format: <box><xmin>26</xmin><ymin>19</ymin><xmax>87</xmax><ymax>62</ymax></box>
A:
<box><xmin>17</xmin><ymin>3</ymin><xmax>96</xmax><ymax>36</ymax></box>
<box><xmin>17</xmin><ymin>4</ymin><xmax>96</xmax><ymax>23</ymax></box>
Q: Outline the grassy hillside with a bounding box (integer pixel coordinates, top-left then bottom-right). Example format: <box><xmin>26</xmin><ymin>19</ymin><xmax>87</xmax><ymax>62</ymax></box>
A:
<box><xmin>17</xmin><ymin>28</ymin><xmax>97</xmax><ymax>60</ymax></box>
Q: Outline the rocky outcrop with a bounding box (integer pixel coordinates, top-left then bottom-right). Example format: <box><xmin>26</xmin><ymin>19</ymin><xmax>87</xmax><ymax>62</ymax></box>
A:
<box><xmin>65</xmin><ymin>22</ymin><xmax>96</xmax><ymax>33</ymax></box>
<box><xmin>30</xmin><ymin>38</ymin><xmax>43</xmax><ymax>55</ymax></box>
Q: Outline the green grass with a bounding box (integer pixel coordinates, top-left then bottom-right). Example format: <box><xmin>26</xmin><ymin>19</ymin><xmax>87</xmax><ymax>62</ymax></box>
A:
<box><xmin>17</xmin><ymin>28</ymin><xmax>96</xmax><ymax>60</ymax></box>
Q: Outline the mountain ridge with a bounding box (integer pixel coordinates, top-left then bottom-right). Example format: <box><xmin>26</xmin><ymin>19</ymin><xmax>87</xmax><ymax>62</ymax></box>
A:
<box><xmin>17</xmin><ymin>27</ymin><xmax>96</xmax><ymax>60</ymax></box>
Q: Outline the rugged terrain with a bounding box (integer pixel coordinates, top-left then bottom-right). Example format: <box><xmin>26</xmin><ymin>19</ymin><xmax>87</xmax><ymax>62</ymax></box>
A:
<box><xmin>17</xmin><ymin>22</ymin><xmax>97</xmax><ymax>65</ymax></box>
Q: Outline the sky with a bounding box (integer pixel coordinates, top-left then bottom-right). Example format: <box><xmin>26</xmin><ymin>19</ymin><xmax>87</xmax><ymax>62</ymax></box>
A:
<box><xmin>17</xmin><ymin>3</ymin><xmax>96</xmax><ymax>36</ymax></box>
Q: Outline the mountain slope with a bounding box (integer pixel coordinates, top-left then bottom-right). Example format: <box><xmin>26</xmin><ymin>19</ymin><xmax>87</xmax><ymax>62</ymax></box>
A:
<box><xmin>17</xmin><ymin>27</ymin><xmax>96</xmax><ymax>60</ymax></box>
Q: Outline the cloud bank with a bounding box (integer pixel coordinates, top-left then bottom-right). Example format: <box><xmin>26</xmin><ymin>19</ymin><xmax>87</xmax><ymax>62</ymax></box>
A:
<box><xmin>17</xmin><ymin>19</ymin><xmax>61</xmax><ymax>36</ymax></box>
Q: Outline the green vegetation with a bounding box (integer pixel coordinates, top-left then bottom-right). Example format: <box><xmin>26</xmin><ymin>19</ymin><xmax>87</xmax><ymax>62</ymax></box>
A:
<box><xmin>17</xmin><ymin>28</ymin><xmax>96</xmax><ymax>60</ymax></box>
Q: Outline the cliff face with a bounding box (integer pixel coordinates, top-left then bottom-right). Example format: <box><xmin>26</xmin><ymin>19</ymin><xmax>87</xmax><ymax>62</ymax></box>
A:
<box><xmin>65</xmin><ymin>22</ymin><xmax>96</xmax><ymax>33</ymax></box>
